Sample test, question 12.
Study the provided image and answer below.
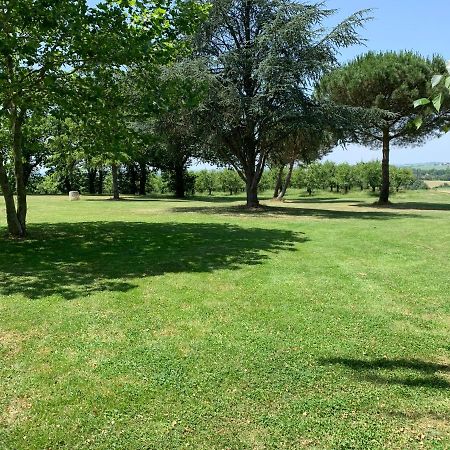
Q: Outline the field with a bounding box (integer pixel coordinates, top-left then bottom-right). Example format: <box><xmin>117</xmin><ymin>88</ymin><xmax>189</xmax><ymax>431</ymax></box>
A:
<box><xmin>424</xmin><ymin>180</ymin><xmax>450</xmax><ymax>191</ymax></box>
<box><xmin>1</xmin><ymin>190</ymin><xmax>449</xmax><ymax>449</ymax></box>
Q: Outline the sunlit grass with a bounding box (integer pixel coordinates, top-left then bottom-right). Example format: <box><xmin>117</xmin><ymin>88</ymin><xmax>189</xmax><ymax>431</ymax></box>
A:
<box><xmin>1</xmin><ymin>190</ymin><xmax>449</xmax><ymax>449</ymax></box>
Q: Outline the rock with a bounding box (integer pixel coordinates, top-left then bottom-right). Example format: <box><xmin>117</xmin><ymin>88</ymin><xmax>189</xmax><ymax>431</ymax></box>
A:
<box><xmin>69</xmin><ymin>191</ymin><xmax>80</xmax><ymax>201</ymax></box>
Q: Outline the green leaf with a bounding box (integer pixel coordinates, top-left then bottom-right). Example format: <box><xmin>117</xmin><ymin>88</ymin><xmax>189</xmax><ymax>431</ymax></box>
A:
<box><xmin>446</xmin><ymin>60</ymin><xmax>450</xmax><ymax>74</ymax></box>
<box><xmin>445</xmin><ymin>76</ymin><xmax>450</xmax><ymax>89</ymax></box>
<box><xmin>443</xmin><ymin>124</ymin><xmax>450</xmax><ymax>133</ymax></box>
<box><xmin>413</xmin><ymin>98</ymin><xmax>430</xmax><ymax>108</ymax></box>
<box><xmin>432</xmin><ymin>93</ymin><xmax>443</xmax><ymax>112</ymax></box>
<box><xmin>431</xmin><ymin>74</ymin><xmax>443</xmax><ymax>88</ymax></box>
<box><xmin>413</xmin><ymin>117</ymin><xmax>423</xmax><ymax>129</ymax></box>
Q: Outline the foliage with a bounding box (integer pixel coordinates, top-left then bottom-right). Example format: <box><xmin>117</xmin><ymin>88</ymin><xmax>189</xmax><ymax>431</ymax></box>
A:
<box><xmin>414</xmin><ymin>60</ymin><xmax>450</xmax><ymax>131</ymax></box>
<box><xmin>217</xmin><ymin>169</ymin><xmax>245</xmax><ymax>195</ymax></box>
<box><xmin>195</xmin><ymin>170</ymin><xmax>218</xmax><ymax>195</ymax></box>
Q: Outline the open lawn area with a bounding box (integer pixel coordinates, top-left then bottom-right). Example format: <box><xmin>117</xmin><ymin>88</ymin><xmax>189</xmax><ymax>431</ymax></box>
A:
<box><xmin>1</xmin><ymin>190</ymin><xmax>449</xmax><ymax>449</ymax></box>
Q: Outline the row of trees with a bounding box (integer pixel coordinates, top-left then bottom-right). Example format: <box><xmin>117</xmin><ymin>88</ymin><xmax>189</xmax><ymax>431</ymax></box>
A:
<box><xmin>197</xmin><ymin>163</ymin><xmax>417</xmax><ymax>197</ymax></box>
<box><xmin>1</xmin><ymin>0</ymin><xmax>449</xmax><ymax>237</ymax></box>
<box><xmin>27</xmin><ymin>162</ymin><xmax>417</xmax><ymax>197</ymax></box>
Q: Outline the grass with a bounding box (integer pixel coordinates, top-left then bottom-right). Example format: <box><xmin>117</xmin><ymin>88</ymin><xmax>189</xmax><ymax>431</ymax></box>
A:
<box><xmin>1</xmin><ymin>189</ymin><xmax>449</xmax><ymax>449</ymax></box>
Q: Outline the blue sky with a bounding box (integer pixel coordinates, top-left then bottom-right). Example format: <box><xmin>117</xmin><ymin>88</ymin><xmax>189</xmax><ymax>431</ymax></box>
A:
<box><xmin>90</xmin><ymin>0</ymin><xmax>449</xmax><ymax>164</ymax></box>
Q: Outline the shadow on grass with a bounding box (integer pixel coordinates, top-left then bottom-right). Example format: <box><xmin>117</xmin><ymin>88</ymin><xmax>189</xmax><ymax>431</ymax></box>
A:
<box><xmin>287</xmin><ymin>197</ymin><xmax>365</xmax><ymax>204</ymax></box>
<box><xmin>84</xmin><ymin>196</ymin><xmax>189</xmax><ymax>203</ymax></box>
<box><xmin>320</xmin><ymin>357</ymin><xmax>450</xmax><ymax>390</ymax></box>
<box><xmin>83</xmin><ymin>195</ymin><xmax>248</xmax><ymax>203</ymax></box>
<box><xmin>170</xmin><ymin>204</ymin><xmax>422</xmax><ymax>220</ymax></box>
<box><xmin>356</xmin><ymin>202</ymin><xmax>450</xmax><ymax>211</ymax></box>
<box><xmin>0</xmin><ymin>221</ymin><xmax>305</xmax><ymax>300</ymax></box>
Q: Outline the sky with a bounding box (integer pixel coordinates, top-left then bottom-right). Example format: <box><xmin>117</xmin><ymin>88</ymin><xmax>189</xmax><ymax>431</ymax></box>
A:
<box><xmin>89</xmin><ymin>0</ymin><xmax>450</xmax><ymax>164</ymax></box>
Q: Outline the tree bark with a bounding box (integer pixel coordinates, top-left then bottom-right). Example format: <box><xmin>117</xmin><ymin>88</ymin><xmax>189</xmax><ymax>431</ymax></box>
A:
<box><xmin>111</xmin><ymin>163</ymin><xmax>120</xmax><ymax>200</ymax></box>
<box><xmin>378</xmin><ymin>128</ymin><xmax>390</xmax><ymax>204</ymax></box>
<box><xmin>277</xmin><ymin>160</ymin><xmax>294</xmax><ymax>201</ymax></box>
<box><xmin>98</xmin><ymin>168</ymin><xmax>104</xmax><ymax>194</ymax></box>
<box><xmin>88</xmin><ymin>168</ymin><xmax>97</xmax><ymax>194</ymax></box>
<box><xmin>273</xmin><ymin>165</ymin><xmax>284</xmax><ymax>198</ymax></box>
<box><xmin>174</xmin><ymin>163</ymin><xmax>185</xmax><ymax>199</ymax></box>
<box><xmin>138</xmin><ymin>161</ymin><xmax>147</xmax><ymax>195</ymax></box>
<box><xmin>128</xmin><ymin>164</ymin><xmax>137</xmax><ymax>195</ymax></box>
<box><xmin>246</xmin><ymin>180</ymin><xmax>259</xmax><ymax>207</ymax></box>
<box><xmin>0</xmin><ymin>156</ymin><xmax>23</xmax><ymax>237</ymax></box>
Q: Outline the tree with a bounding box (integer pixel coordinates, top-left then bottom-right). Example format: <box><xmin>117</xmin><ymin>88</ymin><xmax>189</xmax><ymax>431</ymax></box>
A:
<box><xmin>198</xmin><ymin>0</ymin><xmax>369</xmax><ymax>207</ymax></box>
<box><xmin>322</xmin><ymin>161</ymin><xmax>337</xmax><ymax>191</ymax></box>
<box><xmin>318</xmin><ymin>51</ymin><xmax>448</xmax><ymax>204</ymax></box>
<box><xmin>0</xmin><ymin>0</ymin><xmax>209</xmax><ymax>237</ymax></box>
<box><xmin>218</xmin><ymin>169</ymin><xmax>244</xmax><ymax>195</ymax></box>
<box><xmin>134</xmin><ymin>60</ymin><xmax>211</xmax><ymax>198</ymax></box>
<box><xmin>334</xmin><ymin>163</ymin><xmax>353</xmax><ymax>193</ymax></box>
<box><xmin>195</xmin><ymin>170</ymin><xmax>217</xmax><ymax>195</ymax></box>
<box><xmin>390</xmin><ymin>167</ymin><xmax>414</xmax><ymax>192</ymax></box>
<box><xmin>303</xmin><ymin>163</ymin><xmax>324</xmax><ymax>195</ymax></box>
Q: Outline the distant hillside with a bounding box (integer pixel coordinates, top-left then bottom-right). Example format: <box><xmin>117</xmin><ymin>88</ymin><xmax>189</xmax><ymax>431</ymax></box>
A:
<box><xmin>401</xmin><ymin>162</ymin><xmax>450</xmax><ymax>181</ymax></box>
<box><xmin>399</xmin><ymin>162</ymin><xmax>450</xmax><ymax>170</ymax></box>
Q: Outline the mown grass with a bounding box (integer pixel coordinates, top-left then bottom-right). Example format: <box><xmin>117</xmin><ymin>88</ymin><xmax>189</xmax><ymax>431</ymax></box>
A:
<box><xmin>1</xmin><ymin>189</ymin><xmax>449</xmax><ymax>449</ymax></box>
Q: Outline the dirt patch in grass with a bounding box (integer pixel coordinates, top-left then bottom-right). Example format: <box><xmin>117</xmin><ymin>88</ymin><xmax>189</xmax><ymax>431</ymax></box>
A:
<box><xmin>0</xmin><ymin>330</ymin><xmax>27</xmax><ymax>357</ymax></box>
<box><xmin>2</xmin><ymin>397</ymin><xmax>32</xmax><ymax>426</ymax></box>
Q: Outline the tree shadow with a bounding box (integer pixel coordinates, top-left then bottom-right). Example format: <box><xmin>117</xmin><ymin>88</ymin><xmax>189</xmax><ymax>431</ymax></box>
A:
<box><xmin>84</xmin><ymin>196</ymin><xmax>189</xmax><ymax>203</ymax></box>
<box><xmin>170</xmin><ymin>204</ymin><xmax>422</xmax><ymax>220</ymax></box>
<box><xmin>287</xmin><ymin>197</ymin><xmax>365</xmax><ymax>204</ymax></box>
<box><xmin>0</xmin><ymin>221</ymin><xmax>305</xmax><ymax>300</ymax></box>
<box><xmin>83</xmin><ymin>195</ymin><xmax>249</xmax><ymax>203</ymax></box>
<box><xmin>320</xmin><ymin>357</ymin><xmax>450</xmax><ymax>390</ymax></box>
<box><xmin>355</xmin><ymin>201</ymin><xmax>450</xmax><ymax>211</ymax></box>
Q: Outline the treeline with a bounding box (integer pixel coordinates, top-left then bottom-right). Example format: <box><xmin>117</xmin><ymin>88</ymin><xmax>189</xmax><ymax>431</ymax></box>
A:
<box><xmin>195</xmin><ymin>162</ymin><xmax>420</xmax><ymax>196</ymax></box>
<box><xmin>412</xmin><ymin>167</ymin><xmax>450</xmax><ymax>181</ymax></box>
<box><xmin>26</xmin><ymin>161</ymin><xmax>422</xmax><ymax>197</ymax></box>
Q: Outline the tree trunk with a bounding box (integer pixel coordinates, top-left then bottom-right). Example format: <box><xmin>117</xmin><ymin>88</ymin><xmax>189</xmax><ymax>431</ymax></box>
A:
<box><xmin>111</xmin><ymin>163</ymin><xmax>120</xmax><ymax>200</ymax></box>
<box><xmin>23</xmin><ymin>162</ymin><xmax>34</xmax><ymax>186</ymax></box>
<box><xmin>63</xmin><ymin>177</ymin><xmax>72</xmax><ymax>194</ymax></box>
<box><xmin>138</xmin><ymin>161</ymin><xmax>147</xmax><ymax>196</ymax></box>
<box><xmin>273</xmin><ymin>165</ymin><xmax>284</xmax><ymax>198</ymax></box>
<box><xmin>128</xmin><ymin>164</ymin><xmax>137</xmax><ymax>195</ymax></box>
<box><xmin>98</xmin><ymin>169</ymin><xmax>104</xmax><ymax>194</ymax></box>
<box><xmin>88</xmin><ymin>168</ymin><xmax>97</xmax><ymax>194</ymax></box>
<box><xmin>378</xmin><ymin>128</ymin><xmax>390</xmax><ymax>204</ymax></box>
<box><xmin>245</xmin><ymin>175</ymin><xmax>259</xmax><ymax>207</ymax></box>
<box><xmin>174</xmin><ymin>163</ymin><xmax>185</xmax><ymax>199</ymax></box>
<box><xmin>277</xmin><ymin>160</ymin><xmax>294</xmax><ymax>201</ymax></box>
<box><xmin>0</xmin><ymin>156</ymin><xmax>24</xmax><ymax>237</ymax></box>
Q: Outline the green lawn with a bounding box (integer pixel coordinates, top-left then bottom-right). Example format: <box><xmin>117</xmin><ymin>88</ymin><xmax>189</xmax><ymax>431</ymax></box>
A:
<box><xmin>1</xmin><ymin>190</ymin><xmax>449</xmax><ymax>449</ymax></box>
